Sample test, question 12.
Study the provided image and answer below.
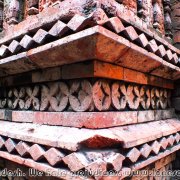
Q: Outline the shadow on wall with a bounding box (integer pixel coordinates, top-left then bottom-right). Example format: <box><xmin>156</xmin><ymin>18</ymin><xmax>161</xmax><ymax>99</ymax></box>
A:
<box><xmin>172</xmin><ymin>80</ymin><xmax>180</xmax><ymax>116</ymax></box>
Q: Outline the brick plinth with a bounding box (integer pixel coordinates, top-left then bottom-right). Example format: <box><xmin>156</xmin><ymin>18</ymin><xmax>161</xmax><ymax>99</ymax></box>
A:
<box><xmin>0</xmin><ymin>109</ymin><xmax>175</xmax><ymax>128</ymax></box>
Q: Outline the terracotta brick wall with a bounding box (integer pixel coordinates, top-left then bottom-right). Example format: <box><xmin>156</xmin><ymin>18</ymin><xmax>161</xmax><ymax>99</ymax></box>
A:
<box><xmin>0</xmin><ymin>154</ymin><xmax>177</xmax><ymax>179</ymax></box>
<box><xmin>172</xmin><ymin>0</ymin><xmax>180</xmax><ymax>48</ymax></box>
<box><xmin>171</xmin><ymin>0</ymin><xmax>180</xmax><ymax>114</ymax></box>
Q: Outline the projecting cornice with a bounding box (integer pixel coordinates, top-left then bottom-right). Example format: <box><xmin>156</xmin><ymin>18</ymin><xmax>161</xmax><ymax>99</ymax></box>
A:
<box><xmin>0</xmin><ymin>0</ymin><xmax>179</xmax><ymax>80</ymax></box>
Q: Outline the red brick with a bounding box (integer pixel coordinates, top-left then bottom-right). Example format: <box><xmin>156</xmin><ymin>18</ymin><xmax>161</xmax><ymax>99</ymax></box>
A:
<box><xmin>121</xmin><ymin>0</ymin><xmax>137</xmax><ymax>13</ymax></box>
<box><xmin>155</xmin><ymin>154</ymin><xmax>176</xmax><ymax>170</ymax></box>
<box><xmin>146</xmin><ymin>40</ymin><xmax>158</xmax><ymax>53</ymax></box>
<box><xmin>154</xmin><ymin>109</ymin><xmax>175</xmax><ymax>121</ymax></box>
<box><xmin>0</xmin><ymin>23</ymin><xmax>178</xmax><ymax>82</ymax></box>
<box><xmin>124</xmin><ymin>68</ymin><xmax>147</xmax><ymax>84</ymax></box>
<box><xmin>106</xmin><ymin>154</ymin><xmax>125</xmax><ymax>171</ymax></box>
<box><xmin>105</xmin><ymin>17</ymin><xmax>125</xmax><ymax>33</ymax></box>
<box><xmin>8</xmin><ymin>40</ymin><xmax>21</xmax><ymax>53</ymax></box>
<box><xmin>12</xmin><ymin>111</ymin><xmax>34</xmax><ymax>123</ymax></box>
<box><xmin>33</xmin><ymin>29</ymin><xmax>48</xmax><ymax>44</ymax></box>
<box><xmin>15</xmin><ymin>141</ymin><xmax>30</xmax><ymax>156</ymax></box>
<box><xmin>122</xmin><ymin>26</ymin><xmax>139</xmax><ymax>41</ymax></box>
<box><xmin>49</xmin><ymin>20</ymin><xmax>69</xmax><ymax>37</ymax></box>
<box><xmin>95</xmin><ymin>27</ymin><xmax>130</xmax><ymax>63</ymax></box>
<box><xmin>28</xmin><ymin>27</ymin><xmax>98</xmax><ymax>69</ymax></box>
<box><xmin>63</xmin><ymin>153</ymin><xmax>88</xmax><ymax>172</ymax></box>
<box><xmin>175</xmin><ymin>133</ymin><xmax>180</xmax><ymax>143</ymax></box>
<box><xmin>151</xmin><ymin>141</ymin><xmax>161</xmax><ymax>155</ymax></box>
<box><xmin>67</xmin><ymin>14</ymin><xmax>90</xmax><ymax>31</ymax></box>
<box><xmin>150</xmin><ymin>60</ymin><xmax>178</xmax><ymax>80</ymax></box>
<box><xmin>12</xmin><ymin>111</ymin><xmax>138</xmax><ymax>128</ymax></box>
<box><xmin>148</xmin><ymin>75</ymin><xmax>164</xmax><ymax>88</ymax></box>
<box><xmin>162</xmin><ymin>119</ymin><xmax>180</xmax><ymax>136</ymax></box>
<box><xmin>0</xmin><ymin>52</ymin><xmax>38</xmax><ymax>76</ymax></box>
<box><xmin>44</xmin><ymin>148</ymin><xmax>64</xmax><ymax>166</ymax></box>
<box><xmin>28</xmin><ymin>144</ymin><xmax>45</xmax><ymax>161</ymax></box>
<box><xmin>5</xmin><ymin>138</ymin><xmax>16</xmax><ymax>153</ymax></box>
<box><xmin>0</xmin><ymin>119</ymin><xmax>179</xmax><ymax>153</ymax></box>
<box><xmin>62</xmin><ymin>60</ymin><xmax>174</xmax><ymax>89</ymax></box>
<box><xmin>138</xmin><ymin>110</ymin><xmax>155</xmax><ymax>123</ymax></box>
<box><xmin>116</xmin><ymin>42</ymin><xmax>162</xmax><ymax>74</ymax></box>
<box><xmin>139</xmin><ymin>144</ymin><xmax>152</xmax><ymax>158</ymax></box>
<box><xmin>32</xmin><ymin>67</ymin><xmax>61</xmax><ymax>83</ymax></box>
<box><xmin>94</xmin><ymin>61</ymin><xmax>124</xmax><ymax>80</ymax></box>
<box><xmin>167</xmin><ymin>135</ymin><xmax>175</xmax><ymax>146</ymax></box>
<box><xmin>162</xmin><ymin>79</ymin><xmax>174</xmax><ymax>89</ymax></box>
<box><xmin>110</xmin><ymin>120</ymin><xmax>175</xmax><ymax>148</ymax></box>
<box><xmin>20</xmin><ymin>35</ymin><xmax>34</xmax><ymax>49</ymax></box>
<box><xmin>85</xmin><ymin>159</ymin><xmax>107</xmax><ymax>178</ymax></box>
<box><xmin>159</xmin><ymin>137</ymin><xmax>169</xmax><ymax>150</ymax></box>
<box><xmin>62</xmin><ymin>61</ymin><xmax>94</xmax><ymax>79</ymax></box>
<box><xmin>173</xmin><ymin>31</ymin><xmax>180</xmax><ymax>43</ymax></box>
<box><xmin>126</xmin><ymin>148</ymin><xmax>141</xmax><ymax>163</ymax></box>
<box><xmin>0</xmin><ymin>151</ymin><xmax>85</xmax><ymax>179</ymax></box>
<box><xmin>135</xmin><ymin>33</ymin><xmax>149</xmax><ymax>48</ymax></box>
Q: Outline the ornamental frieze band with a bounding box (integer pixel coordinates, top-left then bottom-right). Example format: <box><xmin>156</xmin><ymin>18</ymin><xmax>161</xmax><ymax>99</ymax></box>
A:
<box><xmin>0</xmin><ymin>79</ymin><xmax>172</xmax><ymax>111</ymax></box>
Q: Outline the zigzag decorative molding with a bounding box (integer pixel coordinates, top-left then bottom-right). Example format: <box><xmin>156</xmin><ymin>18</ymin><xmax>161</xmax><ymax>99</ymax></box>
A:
<box><xmin>0</xmin><ymin>12</ymin><xmax>179</xmax><ymax>66</ymax></box>
<box><xmin>0</xmin><ymin>132</ymin><xmax>178</xmax><ymax>177</ymax></box>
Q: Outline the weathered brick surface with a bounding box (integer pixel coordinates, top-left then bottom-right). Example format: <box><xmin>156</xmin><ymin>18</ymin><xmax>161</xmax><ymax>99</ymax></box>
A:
<box><xmin>44</xmin><ymin>148</ymin><xmax>64</xmax><ymax>166</ymax></box>
<box><xmin>0</xmin><ymin>149</ymin><xmax>174</xmax><ymax>180</ymax></box>
<box><xmin>5</xmin><ymin>138</ymin><xmax>16</xmax><ymax>153</ymax></box>
<box><xmin>138</xmin><ymin>110</ymin><xmax>155</xmax><ymax>123</ymax></box>
<box><xmin>32</xmin><ymin>67</ymin><xmax>61</xmax><ymax>83</ymax></box>
<box><xmin>63</xmin><ymin>153</ymin><xmax>89</xmax><ymax>172</ymax></box>
<box><xmin>0</xmin><ymin>52</ymin><xmax>38</xmax><ymax>76</ymax></box>
<box><xmin>0</xmin><ymin>109</ymin><xmax>12</xmax><ymax>121</ymax></box>
<box><xmin>0</xmin><ymin>151</ymin><xmax>81</xmax><ymax>180</ymax></box>
<box><xmin>123</xmin><ymin>68</ymin><xmax>147</xmax><ymax>85</ymax></box>
<box><xmin>62</xmin><ymin>61</ymin><xmax>174</xmax><ymax>89</ymax></box>
<box><xmin>4</xmin><ymin>109</ymin><xmax>175</xmax><ymax>128</ymax></box>
<box><xmin>34</xmin><ymin>111</ymin><xmax>138</xmax><ymax>128</ymax></box>
<box><xmin>12</xmin><ymin>111</ymin><xmax>34</xmax><ymax>123</ymax></box>
<box><xmin>151</xmin><ymin>141</ymin><xmax>161</xmax><ymax>155</ymax></box>
<box><xmin>0</xmin><ymin>20</ymin><xmax>178</xmax><ymax>79</ymax></box>
<box><xmin>0</xmin><ymin>119</ymin><xmax>179</xmax><ymax>151</ymax></box>
<box><xmin>0</xmin><ymin>61</ymin><xmax>174</xmax><ymax>89</ymax></box>
<box><xmin>154</xmin><ymin>109</ymin><xmax>176</xmax><ymax>121</ymax></box>
<box><xmin>126</xmin><ymin>148</ymin><xmax>141</xmax><ymax>163</ymax></box>
<box><xmin>139</xmin><ymin>144</ymin><xmax>152</xmax><ymax>158</ymax></box>
<box><xmin>172</xmin><ymin>1</ymin><xmax>180</xmax><ymax>47</ymax></box>
<box><xmin>86</xmin><ymin>159</ymin><xmax>107</xmax><ymax>178</ymax></box>
<box><xmin>15</xmin><ymin>141</ymin><xmax>30</xmax><ymax>157</ymax></box>
<box><xmin>159</xmin><ymin>137</ymin><xmax>169</xmax><ymax>150</ymax></box>
<box><xmin>0</xmin><ymin>0</ymin><xmax>179</xmax><ymax>178</ymax></box>
<box><xmin>106</xmin><ymin>153</ymin><xmax>125</xmax><ymax>172</ymax></box>
<box><xmin>0</xmin><ymin>122</ymin><xmax>178</xmax><ymax>179</ymax></box>
<box><xmin>28</xmin><ymin>144</ymin><xmax>45</xmax><ymax>161</ymax></box>
<box><xmin>131</xmin><ymin>145</ymin><xmax>180</xmax><ymax>171</ymax></box>
<box><xmin>155</xmin><ymin>153</ymin><xmax>176</xmax><ymax>169</ymax></box>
